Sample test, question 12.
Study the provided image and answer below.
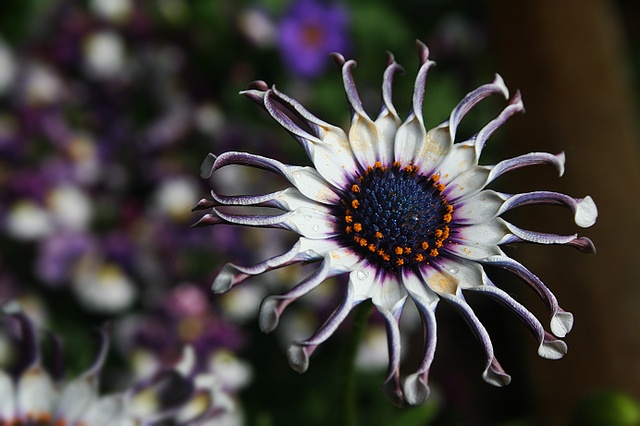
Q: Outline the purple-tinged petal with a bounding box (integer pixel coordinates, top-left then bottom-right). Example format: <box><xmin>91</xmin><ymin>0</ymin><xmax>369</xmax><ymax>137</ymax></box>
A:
<box><xmin>211</xmin><ymin>187</ymin><xmax>331</xmax><ymax>215</ymax></box>
<box><xmin>394</xmin><ymin>42</ymin><xmax>436</xmax><ymax>166</ymax></box>
<box><xmin>473</xmin><ymin>91</ymin><xmax>525</xmax><ymax>159</ymax></box>
<box><xmin>480</xmin><ymin>255</ymin><xmax>573</xmax><ymax>338</ymax></box>
<box><xmin>212</xmin><ymin>237</ymin><xmax>331</xmax><ymax>293</ymax></box>
<box><xmin>487</xmin><ymin>151</ymin><xmax>565</xmax><ymax>182</ymax></box>
<box><xmin>438</xmin><ymin>291</ymin><xmax>511</xmax><ymax>386</ymax></box>
<box><xmin>468</xmin><ymin>281</ymin><xmax>567</xmax><ymax>359</ymax></box>
<box><xmin>335</xmin><ymin>56</ymin><xmax>380</xmax><ymax>169</ymax></box>
<box><xmin>402</xmin><ymin>271</ymin><xmax>440</xmax><ymax>406</ymax></box>
<box><xmin>208</xmin><ymin>151</ymin><xmax>340</xmax><ymax>205</ymax></box>
<box><xmin>269</xmin><ymin>87</ymin><xmax>358</xmax><ymax>188</ymax></box>
<box><xmin>446</xmin><ymin>74</ymin><xmax>509</xmax><ymax>143</ymax></box>
<box><xmin>497</xmin><ymin>191</ymin><xmax>597</xmax><ymax>228</ymax></box>
<box><xmin>208</xmin><ymin>205</ymin><xmax>336</xmax><ymax>239</ymax></box>
<box><xmin>504</xmin><ymin>222</ymin><xmax>596</xmax><ymax>254</ymax></box>
<box><xmin>287</xmin><ymin>279</ymin><xmax>365</xmax><ymax>373</ymax></box>
<box><xmin>259</xmin><ymin>248</ymin><xmax>360</xmax><ymax>333</ymax></box>
<box><xmin>374</xmin><ymin>52</ymin><xmax>404</xmax><ymax>165</ymax></box>
<box><xmin>378</xmin><ymin>301</ymin><xmax>405</xmax><ymax>408</ymax></box>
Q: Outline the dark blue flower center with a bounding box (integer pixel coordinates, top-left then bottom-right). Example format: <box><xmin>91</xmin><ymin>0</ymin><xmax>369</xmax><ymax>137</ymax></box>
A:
<box><xmin>336</xmin><ymin>162</ymin><xmax>453</xmax><ymax>273</ymax></box>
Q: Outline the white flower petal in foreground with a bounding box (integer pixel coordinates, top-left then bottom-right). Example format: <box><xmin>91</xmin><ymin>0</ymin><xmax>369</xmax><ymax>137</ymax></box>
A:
<box><xmin>194</xmin><ymin>41</ymin><xmax>597</xmax><ymax>407</ymax></box>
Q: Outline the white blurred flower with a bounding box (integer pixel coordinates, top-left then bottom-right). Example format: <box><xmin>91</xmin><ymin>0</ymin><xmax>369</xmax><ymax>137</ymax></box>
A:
<box><xmin>89</xmin><ymin>0</ymin><xmax>133</xmax><ymax>23</ymax></box>
<box><xmin>153</xmin><ymin>176</ymin><xmax>200</xmax><ymax>222</ymax></box>
<box><xmin>83</xmin><ymin>31</ymin><xmax>127</xmax><ymax>79</ymax></box>
<box><xmin>23</xmin><ymin>62</ymin><xmax>63</xmax><ymax>105</ymax></box>
<box><xmin>238</xmin><ymin>8</ymin><xmax>276</xmax><ymax>48</ymax></box>
<box><xmin>4</xmin><ymin>200</ymin><xmax>52</xmax><ymax>240</ymax></box>
<box><xmin>208</xmin><ymin>349</ymin><xmax>253</xmax><ymax>392</ymax></box>
<box><xmin>356</xmin><ymin>324</ymin><xmax>389</xmax><ymax>372</ymax></box>
<box><xmin>72</xmin><ymin>261</ymin><xmax>137</xmax><ymax>313</ymax></box>
<box><xmin>47</xmin><ymin>184</ymin><xmax>93</xmax><ymax>231</ymax></box>
<box><xmin>194</xmin><ymin>102</ymin><xmax>225</xmax><ymax>138</ymax></box>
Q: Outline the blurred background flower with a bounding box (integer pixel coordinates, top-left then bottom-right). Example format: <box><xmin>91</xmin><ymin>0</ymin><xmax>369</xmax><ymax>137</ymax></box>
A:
<box><xmin>0</xmin><ymin>0</ymin><xmax>639</xmax><ymax>425</ymax></box>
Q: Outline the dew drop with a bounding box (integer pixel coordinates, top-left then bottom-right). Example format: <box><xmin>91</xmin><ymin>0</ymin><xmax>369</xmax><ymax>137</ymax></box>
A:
<box><xmin>304</xmin><ymin>214</ymin><xmax>313</xmax><ymax>220</ymax></box>
<box><xmin>305</xmin><ymin>249</ymin><xmax>316</xmax><ymax>256</ymax></box>
<box><xmin>312</xmin><ymin>225</ymin><xmax>319</xmax><ymax>231</ymax></box>
<box><xmin>356</xmin><ymin>269</ymin><xmax>369</xmax><ymax>280</ymax></box>
<box><xmin>448</xmin><ymin>266</ymin><xmax>459</xmax><ymax>275</ymax></box>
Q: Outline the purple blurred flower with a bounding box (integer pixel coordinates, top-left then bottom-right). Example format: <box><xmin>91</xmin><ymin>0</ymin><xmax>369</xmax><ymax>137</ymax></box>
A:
<box><xmin>277</xmin><ymin>0</ymin><xmax>349</xmax><ymax>78</ymax></box>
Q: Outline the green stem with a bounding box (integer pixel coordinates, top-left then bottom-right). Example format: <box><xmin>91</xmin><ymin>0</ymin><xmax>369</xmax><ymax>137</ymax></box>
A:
<box><xmin>339</xmin><ymin>299</ymin><xmax>373</xmax><ymax>426</ymax></box>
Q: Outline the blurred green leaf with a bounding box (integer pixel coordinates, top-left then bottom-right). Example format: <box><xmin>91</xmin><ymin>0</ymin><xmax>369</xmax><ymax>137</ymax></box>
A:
<box><xmin>570</xmin><ymin>390</ymin><xmax>640</xmax><ymax>426</ymax></box>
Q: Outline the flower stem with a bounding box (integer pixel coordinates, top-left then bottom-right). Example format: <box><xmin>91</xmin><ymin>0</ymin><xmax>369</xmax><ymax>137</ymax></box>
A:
<box><xmin>338</xmin><ymin>299</ymin><xmax>373</xmax><ymax>426</ymax></box>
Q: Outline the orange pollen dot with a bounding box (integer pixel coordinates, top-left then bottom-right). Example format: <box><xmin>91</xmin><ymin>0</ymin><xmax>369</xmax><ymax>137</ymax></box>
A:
<box><xmin>353</xmin><ymin>235</ymin><xmax>361</xmax><ymax>243</ymax></box>
<box><xmin>435</xmin><ymin>183</ymin><xmax>446</xmax><ymax>192</ymax></box>
<box><xmin>353</xmin><ymin>223</ymin><xmax>363</xmax><ymax>232</ymax></box>
<box><xmin>345</xmin><ymin>226</ymin><xmax>353</xmax><ymax>233</ymax></box>
<box><xmin>435</xmin><ymin>240</ymin><xmax>443</xmax><ymax>248</ymax></box>
<box><xmin>415</xmin><ymin>253</ymin><xmax>425</xmax><ymax>262</ymax></box>
<box><xmin>403</xmin><ymin>247</ymin><xmax>412</xmax><ymax>254</ymax></box>
<box><xmin>351</xmin><ymin>199</ymin><xmax>360</xmax><ymax>209</ymax></box>
<box><xmin>351</xmin><ymin>184</ymin><xmax>360</xmax><ymax>193</ymax></box>
<box><xmin>443</xmin><ymin>213</ymin><xmax>452</xmax><ymax>223</ymax></box>
<box><xmin>396</xmin><ymin>258</ymin><xmax>405</xmax><ymax>266</ymax></box>
<box><xmin>431</xmin><ymin>174</ymin><xmax>440</xmax><ymax>182</ymax></box>
<box><xmin>442</xmin><ymin>226</ymin><xmax>450</xmax><ymax>239</ymax></box>
<box><xmin>374</xmin><ymin>161</ymin><xmax>383</xmax><ymax>168</ymax></box>
<box><xmin>375</xmin><ymin>231</ymin><xmax>383</xmax><ymax>239</ymax></box>
<box><xmin>421</xmin><ymin>241</ymin><xmax>429</xmax><ymax>250</ymax></box>
<box><xmin>430</xmin><ymin>248</ymin><xmax>439</xmax><ymax>257</ymax></box>
<box><xmin>368</xmin><ymin>244</ymin><xmax>376</xmax><ymax>252</ymax></box>
<box><xmin>345</xmin><ymin>215</ymin><xmax>353</xmax><ymax>223</ymax></box>
<box><xmin>446</xmin><ymin>204</ymin><xmax>454</xmax><ymax>213</ymax></box>
<box><xmin>366</xmin><ymin>166</ymin><xmax>374</xmax><ymax>173</ymax></box>
<box><xmin>359</xmin><ymin>238</ymin><xmax>368</xmax><ymax>247</ymax></box>
<box><xmin>394</xmin><ymin>246</ymin><xmax>404</xmax><ymax>255</ymax></box>
<box><xmin>382</xmin><ymin>253</ymin><xmax>391</xmax><ymax>261</ymax></box>
<box><xmin>434</xmin><ymin>229</ymin><xmax>443</xmax><ymax>238</ymax></box>
<box><xmin>393</xmin><ymin>161</ymin><xmax>402</xmax><ymax>168</ymax></box>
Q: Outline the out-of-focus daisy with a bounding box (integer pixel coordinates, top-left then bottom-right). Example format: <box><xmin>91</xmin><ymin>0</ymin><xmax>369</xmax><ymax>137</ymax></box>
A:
<box><xmin>0</xmin><ymin>307</ymin><xmax>239</xmax><ymax>425</ymax></box>
<box><xmin>277</xmin><ymin>0</ymin><xmax>349</xmax><ymax>78</ymax></box>
<box><xmin>195</xmin><ymin>42</ymin><xmax>597</xmax><ymax>406</ymax></box>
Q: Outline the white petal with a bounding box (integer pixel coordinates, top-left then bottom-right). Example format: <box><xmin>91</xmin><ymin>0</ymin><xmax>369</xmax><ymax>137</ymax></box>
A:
<box><xmin>56</xmin><ymin>378</ymin><xmax>98</xmax><ymax>423</ymax></box>
<box><xmin>443</xmin><ymin>165</ymin><xmax>491</xmax><ymax>202</ymax></box>
<box><xmin>17</xmin><ymin>366</ymin><xmax>57</xmax><ymax>421</ymax></box>
<box><xmin>452</xmin><ymin>190</ymin><xmax>503</xmax><ymax>225</ymax></box>
<box><xmin>413</xmin><ymin>126</ymin><xmax>452</xmax><ymax>175</ymax></box>
<box><xmin>0</xmin><ymin>372</ymin><xmax>16</xmax><ymax>421</ymax></box>
<box><xmin>434</xmin><ymin>141</ymin><xmax>478</xmax><ymax>185</ymax></box>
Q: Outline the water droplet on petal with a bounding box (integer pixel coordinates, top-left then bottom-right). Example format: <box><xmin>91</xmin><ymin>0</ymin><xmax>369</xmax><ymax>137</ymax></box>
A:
<box><xmin>356</xmin><ymin>269</ymin><xmax>369</xmax><ymax>280</ymax></box>
<box><xmin>448</xmin><ymin>266</ymin><xmax>459</xmax><ymax>275</ymax></box>
<box><xmin>304</xmin><ymin>214</ymin><xmax>313</xmax><ymax>220</ymax></box>
<box><xmin>312</xmin><ymin>225</ymin><xmax>319</xmax><ymax>231</ymax></box>
<box><xmin>305</xmin><ymin>249</ymin><xmax>316</xmax><ymax>256</ymax></box>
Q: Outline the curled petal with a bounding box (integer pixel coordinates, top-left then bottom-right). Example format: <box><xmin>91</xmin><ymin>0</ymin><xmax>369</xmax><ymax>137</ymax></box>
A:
<box><xmin>497</xmin><ymin>191</ymin><xmax>597</xmax><ymax>228</ymax></box>
<box><xmin>266</xmin><ymin>88</ymin><xmax>358</xmax><ymax>189</ymax></box>
<box><xmin>402</xmin><ymin>272</ymin><xmax>440</xmax><ymax>406</ymax></box>
<box><xmin>447</xmin><ymin>74</ymin><xmax>509</xmax><ymax>143</ymax></box>
<box><xmin>374</xmin><ymin>52</ymin><xmax>404</xmax><ymax>165</ymax></box>
<box><xmin>394</xmin><ymin>41</ymin><xmax>436</xmax><ymax>166</ymax></box>
<box><xmin>504</xmin><ymin>222</ymin><xmax>596</xmax><ymax>254</ymax></box>
<box><xmin>211</xmin><ymin>187</ymin><xmax>331</xmax><ymax>215</ymax></box>
<box><xmin>259</xmin><ymin>248</ymin><xmax>360</xmax><ymax>332</ymax></box>
<box><xmin>473</xmin><ymin>91</ymin><xmax>525</xmax><ymax>159</ymax></box>
<box><xmin>378</xmin><ymin>300</ymin><xmax>406</xmax><ymax>408</ymax></box>
<box><xmin>488</xmin><ymin>152</ymin><xmax>566</xmax><ymax>182</ymax></box>
<box><xmin>287</xmin><ymin>281</ymin><xmax>365</xmax><ymax>373</ymax></box>
<box><xmin>208</xmin><ymin>151</ymin><xmax>340</xmax><ymax>205</ymax></box>
<box><xmin>468</xmin><ymin>282</ymin><xmax>567</xmax><ymax>360</ymax></box>
<box><xmin>212</xmin><ymin>237</ymin><xmax>329</xmax><ymax>293</ymax></box>
<box><xmin>481</xmin><ymin>255</ymin><xmax>573</xmax><ymax>337</ymax></box>
<box><xmin>438</xmin><ymin>291</ymin><xmax>511</xmax><ymax>386</ymax></box>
